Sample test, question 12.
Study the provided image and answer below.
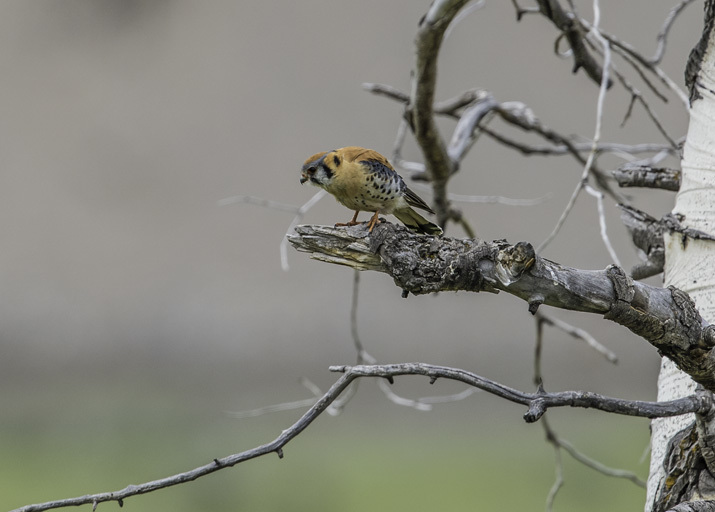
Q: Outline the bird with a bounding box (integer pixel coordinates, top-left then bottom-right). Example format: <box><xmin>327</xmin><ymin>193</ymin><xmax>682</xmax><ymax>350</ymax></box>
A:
<box><xmin>300</xmin><ymin>146</ymin><xmax>442</xmax><ymax>235</ymax></box>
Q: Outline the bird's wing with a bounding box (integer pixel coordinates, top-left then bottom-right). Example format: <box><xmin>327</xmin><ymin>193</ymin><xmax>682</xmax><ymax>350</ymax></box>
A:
<box><xmin>403</xmin><ymin>186</ymin><xmax>436</xmax><ymax>214</ymax></box>
<box><xmin>342</xmin><ymin>147</ymin><xmax>436</xmax><ymax>215</ymax></box>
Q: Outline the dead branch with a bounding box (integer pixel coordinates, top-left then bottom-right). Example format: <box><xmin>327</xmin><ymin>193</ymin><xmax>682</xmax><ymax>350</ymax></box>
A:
<box><xmin>408</xmin><ymin>0</ymin><xmax>470</xmax><ymax>226</ymax></box>
<box><xmin>11</xmin><ymin>360</ymin><xmax>709</xmax><ymax>512</ymax></box>
<box><xmin>288</xmin><ymin>222</ymin><xmax>715</xmax><ymax>391</ymax></box>
<box><xmin>532</xmin><ymin>0</ymin><xmax>612</xmax><ymax>87</ymax></box>
<box><xmin>618</xmin><ymin>204</ymin><xmax>667</xmax><ymax>280</ymax></box>
<box><xmin>613</xmin><ymin>164</ymin><xmax>681</xmax><ymax>191</ymax></box>
<box><xmin>328</xmin><ymin>363</ymin><xmax>709</xmax><ymax>422</ymax></box>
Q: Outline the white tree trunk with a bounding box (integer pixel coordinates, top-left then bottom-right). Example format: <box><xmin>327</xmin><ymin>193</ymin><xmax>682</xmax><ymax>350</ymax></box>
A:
<box><xmin>646</xmin><ymin>30</ymin><xmax>715</xmax><ymax>511</ymax></box>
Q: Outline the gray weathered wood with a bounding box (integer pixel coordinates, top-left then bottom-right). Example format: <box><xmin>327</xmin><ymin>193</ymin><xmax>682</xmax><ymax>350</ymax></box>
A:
<box><xmin>289</xmin><ymin>222</ymin><xmax>715</xmax><ymax>392</ymax></box>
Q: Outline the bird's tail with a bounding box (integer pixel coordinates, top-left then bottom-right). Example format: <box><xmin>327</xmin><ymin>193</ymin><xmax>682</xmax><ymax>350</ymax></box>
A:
<box><xmin>393</xmin><ymin>207</ymin><xmax>443</xmax><ymax>235</ymax></box>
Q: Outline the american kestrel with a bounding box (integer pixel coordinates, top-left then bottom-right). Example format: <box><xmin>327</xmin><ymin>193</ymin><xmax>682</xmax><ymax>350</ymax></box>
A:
<box><xmin>300</xmin><ymin>146</ymin><xmax>442</xmax><ymax>235</ymax></box>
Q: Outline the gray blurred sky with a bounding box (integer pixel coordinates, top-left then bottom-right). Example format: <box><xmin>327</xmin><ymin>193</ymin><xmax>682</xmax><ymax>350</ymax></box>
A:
<box><xmin>0</xmin><ymin>0</ymin><xmax>697</xmax><ymax>455</ymax></box>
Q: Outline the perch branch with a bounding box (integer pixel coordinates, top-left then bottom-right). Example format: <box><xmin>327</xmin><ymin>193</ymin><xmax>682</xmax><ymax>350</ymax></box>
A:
<box><xmin>288</xmin><ymin>222</ymin><xmax>715</xmax><ymax>391</ymax></box>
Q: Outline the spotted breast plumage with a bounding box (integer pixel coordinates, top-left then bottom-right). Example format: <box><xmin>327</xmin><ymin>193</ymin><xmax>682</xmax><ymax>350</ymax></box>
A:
<box><xmin>300</xmin><ymin>146</ymin><xmax>442</xmax><ymax>235</ymax></box>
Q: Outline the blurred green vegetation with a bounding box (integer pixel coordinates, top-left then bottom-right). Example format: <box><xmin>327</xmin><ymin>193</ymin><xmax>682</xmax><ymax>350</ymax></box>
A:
<box><xmin>3</xmin><ymin>374</ymin><xmax>649</xmax><ymax>512</ymax></box>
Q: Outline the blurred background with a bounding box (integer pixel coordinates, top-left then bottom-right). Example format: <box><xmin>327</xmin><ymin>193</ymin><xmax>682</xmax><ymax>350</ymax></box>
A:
<box><xmin>0</xmin><ymin>1</ymin><xmax>698</xmax><ymax>510</ymax></box>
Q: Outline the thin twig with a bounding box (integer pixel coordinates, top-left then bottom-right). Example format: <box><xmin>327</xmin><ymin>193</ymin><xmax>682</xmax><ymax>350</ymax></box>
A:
<box><xmin>511</xmin><ymin>0</ymin><xmax>540</xmax><ymax>20</ymax></box>
<box><xmin>349</xmin><ymin>270</ymin><xmax>373</xmax><ymax>364</ymax></box>
<box><xmin>480</xmin><ymin>126</ymin><xmax>674</xmax><ymax>158</ymax></box>
<box><xmin>281</xmin><ymin>190</ymin><xmax>328</xmax><ymax>271</ymax></box>
<box><xmin>12</xmin><ymin>362</ymin><xmax>708</xmax><ymax>512</ymax></box>
<box><xmin>366</xmin><ymin>80</ymin><xmax>673</xmax><ymax>200</ymax></box>
<box><xmin>444</xmin><ymin>0</ymin><xmax>485</xmax><ymax>40</ymax></box>
<box><xmin>650</xmin><ymin>0</ymin><xmax>697</xmax><ymax>65</ymax></box>
<box><xmin>584</xmin><ymin>34</ymin><xmax>681</xmax><ymax>149</ymax></box>
<box><xmin>535</xmin><ymin>315</ymin><xmax>545</xmax><ymax>387</ymax></box>
<box><xmin>409</xmin><ymin>181</ymin><xmax>553</xmax><ymax>206</ymax></box>
<box><xmin>225</xmin><ymin>397</ymin><xmax>319</xmax><ymax>419</ymax></box>
<box><xmin>545</xmin><ymin>421</ymin><xmax>565</xmax><ymax>512</ymax></box>
<box><xmin>347</xmin><ymin>270</ymin><xmax>476</xmax><ymax>410</ymax></box>
<box><xmin>218</xmin><ymin>195</ymin><xmax>301</xmax><ymax>213</ymax></box>
<box><xmin>10</xmin><ymin>371</ymin><xmax>357</xmax><ymax>512</ymax></box>
<box><xmin>577</xmin><ymin>17</ymin><xmax>689</xmax><ymax>106</ymax></box>
<box><xmin>556</xmin><ymin>434</ymin><xmax>646</xmax><ymax>487</ymax></box>
<box><xmin>537</xmin><ymin>25</ymin><xmax>612</xmax><ymax>253</ymax></box>
<box><xmin>219</xmin><ymin>190</ymin><xmax>328</xmax><ymax>272</ymax></box>
<box><xmin>536</xmin><ymin>312</ymin><xmax>617</xmax><ymax>363</ymax></box>
<box><xmin>584</xmin><ymin>184</ymin><xmax>622</xmax><ymax>266</ymax></box>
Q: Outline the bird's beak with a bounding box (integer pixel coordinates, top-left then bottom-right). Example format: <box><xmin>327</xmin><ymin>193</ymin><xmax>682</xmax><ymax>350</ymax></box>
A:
<box><xmin>300</xmin><ymin>173</ymin><xmax>308</xmax><ymax>184</ymax></box>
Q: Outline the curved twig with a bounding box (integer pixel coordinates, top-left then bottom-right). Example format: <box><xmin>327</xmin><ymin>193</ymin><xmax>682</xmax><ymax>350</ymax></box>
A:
<box><xmin>12</xmin><ymin>360</ymin><xmax>704</xmax><ymax>512</ymax></box>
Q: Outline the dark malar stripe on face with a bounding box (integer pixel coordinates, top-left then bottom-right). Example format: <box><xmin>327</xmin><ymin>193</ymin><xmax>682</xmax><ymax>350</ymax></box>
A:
<box><xmin>319</xmin><ymin>161</ymin><xmax>333</xmax><ymax>179</ymax></box>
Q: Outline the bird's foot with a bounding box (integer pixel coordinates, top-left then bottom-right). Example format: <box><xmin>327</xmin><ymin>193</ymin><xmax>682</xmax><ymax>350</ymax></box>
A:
<box><xmin>366</xmin><ymin>212</ymin><xmax>383</xmax><ymax>233</ymax></box>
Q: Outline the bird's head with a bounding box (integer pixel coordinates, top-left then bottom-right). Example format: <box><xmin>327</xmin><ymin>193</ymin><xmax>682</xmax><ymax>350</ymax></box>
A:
<box><xmin>300</xmin><ymin>150</ymin><xmax>343</xmax><ymax>187</ymax></box>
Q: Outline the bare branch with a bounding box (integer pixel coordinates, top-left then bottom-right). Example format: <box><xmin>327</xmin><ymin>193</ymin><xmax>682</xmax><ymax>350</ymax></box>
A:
<box><xmin>584</xmin><ymin>184</ymin><xmax>621</xmax><ymax>266</ymax></box>
<box><xmin>560</xmin><ymin>435</ymin><xmax>646</xmax><ymax>486</ymax></box>
<box><xmin>576</xmin><ymin>15</ymin><xmax>690</xmax><ymax>106</ymax></box>
<box><xmin>329</xmin><ymin>363</ymin><xmax>711</xmax><ymax>422</ymax></box>
<box><xmin>348</xmin><ymin>270</ymin><xmax>477</xmax><ymax>410</ymax></box>
<box><xmin>349</xmin><ymin>270</ymin><xmax>372</xmax><ymax>364</ymax></box>
<box><xmin>542</xmin><ymin>414</ymin><xmax>645</xmax><ymax>512</ymax></box>
<box><xmin>219</xmin><ymin>190</ymin><xmax>328</xmax><ymax>272</ymax></box>
<box><xmin>613</xmin><ymin>164</ymin><xmax>681</xmax><ymax>191</ymax></box>
<box><xmin>361</xmin><ymin>82</ymin><xmax>409</xmax><ymax>103</ymax></box>
<box><xmin>536</xmin><ymin>312</ymin><xmax>617</xmax><ymax>363</ymax></box>
<box><xmin>366</xmin><ymin>80</ymin><xmax>674</xmax><ymax>202</ymax></box>
<box><xmin>281</xmin><ymin>190</ymin><xmax>328</xmax><ymax>271</ymax></box>
<box><xmin>409</xmin><ymin>181</ymin><xmax>552</xmax><ymax>206</ymax></box>
<box><xmin>534</xmin><ymin>306</ymin><xmax>642</xmax><ymax>512</ymax></box>
<box><xmin>288</xmin><ymin>223</ymin><xmax>715</xmax><ymax>391</ymax></box>
<box><xmin>546</xmin><ymin>436</ymin><xmax>564</xmax><ymax>512</ymax></box>
<box><xmin>225</xmin><ymin>397</ymin><xmax>319</xmax><ymax>419</ymax></box>
<box><xmin>10</xmin><ymin>371</ymin><xmax>359</xmax><ymax>512</ymax></box>
<box><xmin>408</xmin><ymin>0</ymin><xmax>471</xmax><ymax>226</ymax></box>
<box><xmin>447</xmin><ymin>95</ymin><xmax>498</xmax><ymax>163</ymax></box>
<box><xmin>651</xmin><ymin>0</ymin><xmax>698</xmax><ymax>65</ymax></box>
<box><xmin>218</xmin><ymin>195</ymin><xmax>301</xmax><ymax>213</ymax></box>
<box><xmin>532</xmin><ymin>0</ymin><xmax>612</xmax><ymax>87</ymax></box>
<box><xmin>14</xmin><ymin>359</ymin><xmax>702</xmax><ymax>512</ymax></box>
<box><xmin>538</xmin><ymin>25</ymin><xmax>612</xmax><ymax>253</ymax></box>
<box><xmin>619</xmin><ymin>205</ymin><xmax>715</xmax><ymax>280</ymax></box>
<box><xmin>511</xmin><ymin>0</ymin><xmax>541</xmax><ymax>20</ymax></box>
<box><xmin>480</xmin><ymin>126</ymin><xmax>674</xmax><ymax>159</ymax></box>
<box><xmin>618</xmin><ymin>204</ymin><xmax>667</xmax><ymax>279</ymax></box>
